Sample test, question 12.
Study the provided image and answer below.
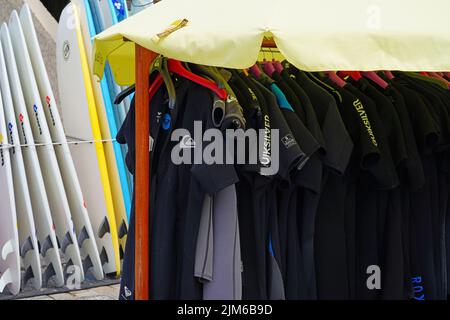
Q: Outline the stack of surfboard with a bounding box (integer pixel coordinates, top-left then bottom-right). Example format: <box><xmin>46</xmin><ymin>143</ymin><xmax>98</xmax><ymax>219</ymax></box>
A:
<box><xmin>0</xmin><ymin>1</ymin><xmax>130</xmax><ymax>295</ymax></box>
<box><xmin>56</xmin><ymin>0</ymin><xmax>131</xmax><ymax>276</ymax></box>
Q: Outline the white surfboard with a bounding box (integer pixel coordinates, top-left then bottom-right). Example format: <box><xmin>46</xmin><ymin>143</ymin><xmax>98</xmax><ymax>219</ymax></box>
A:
<box><xmin>0</xmin><ymin>23</ymin><xmax>64</xmax><ymax>287</ymax></box>
<box><xmin>0</xmin><ymin>79</ymin><xmax>21</xmax><ymax>295</ymax></box>
<box><xmin>57</xmin><ymin>3</ymin><xmax>120</xmax><ymax>276</ymax></box>
<box><xmin>9</xmin><ymin>10</ymin><xmax>85</xmax><ymax>283</ymax></box>
<box><xmin>19</xmin><ymin>4</ymin><xmax>103</xmax><ymax>281</ymax></box>
<box><xmin>0</xmin><ymin>37</ymin><xmax>41</xmax><ymax>290</ymax></box>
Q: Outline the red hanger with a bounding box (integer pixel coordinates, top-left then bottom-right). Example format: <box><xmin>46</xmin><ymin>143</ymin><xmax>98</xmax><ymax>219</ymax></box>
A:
<box><xmin>148</xmin><ymin>74</ymin><xmax>164</xmax><ymax>100</ymax></box>
<box><xmin>325</xmin><ymin>71</ymin><xmax>346</xmax><ymax>88</ymax></box>
<box><xmin>249</xmin><ymin>64</ymin><xmax>262</xmax><ymax>78</ymax></box>
<box><xmin>167</xmin><ymin>59</ymin><xmax>227</xmax><ymax>100</ymax></box>
<box><xmin>429</xmin><ymin>72</ymin><xmax>450</xmax><ymax>89</ymax></box>
<box><xmin>263</xmin><ymin>61</ymin><xmax>275</xmax><ymax>77</ymax></box>
<box><xmin>273</xmin><ymin>60</ymin><xmax>284</xmax><ymax>74</ymax></box>
<box><xmin>362</xmin><ymin>71</ymin><xmax>389</xmax><ymax>89</ymax></box>
<box><xmin>384</xmin><ymin>71</ymin><xmax>395</xmax><ymax>80</ymax></box>
<box><xmin>338</xmin><ymin>71</ymin><xmax>362</xmax><ymax>81</ymax></box>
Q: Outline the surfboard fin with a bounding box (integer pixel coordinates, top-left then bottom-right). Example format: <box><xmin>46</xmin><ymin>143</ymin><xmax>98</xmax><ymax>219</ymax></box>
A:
<box><xmin>20</xmin><ymin>237</ymin><xmax>34</xmax><ymax>258</ymax></box>
<box><xmin>99</xmin><ymin>247</ymin><xmax>109</xmax><ymax>265</ymax></box>
<box><xmin>120</xmin><ymin>245</ymin><xmax>125</xmax><ymax>260</ymax></box>
<box><xmin>98</xmin><ymin>217</ymin><xmax>110</xmax><ymax>238</ymax></box>
<box><xmin>82</xmin><ymin>255</ymin><xmax>93</xmax><ymax>272</ymax></box>
<box><xmin>77</xmin><ymin>226</ymin><xmax>89</xmax><ymax>247</ymax></box>
<box><xmin>0</xmin><ymin>268</ymin><xmax>12</xmax><ymax>293</ymax></box>
<box><xmin>43</xmin><ymin>263</ymin><xmax>56</xmax><ymax>286</ymax></box>
<box><xmin>40</xmin><ymin>235</ymin><xmax>53</xmax><ymax>256</ymax></box>
<box><xmin>63</xmin><ymin>259</ymin><xmax>73</xmax><ymax>279</ymax></box>
<box><xmin>61</xmin><ymin>232</ymin><xmax>74</xmax><ymax>253</ymax></box>
<box><xmin>118</xmin><ymin>220</ymin><xmax>128</xmax><ymax>239</ymax></box>
<box><xmin>23</xmin><ymin>265</ymin><xmax>34</xmax><ymax>286</ymax></box>
<box><xmin>1</xmin><ymin>239</ymin><xmax>14</xmax><ymax>260</ymax></box>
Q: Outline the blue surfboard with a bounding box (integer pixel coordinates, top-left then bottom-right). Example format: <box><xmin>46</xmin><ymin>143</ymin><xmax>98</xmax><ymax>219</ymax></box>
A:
<box><xmin>92</xmin><ymin>0</ymin><xmax>133</xmax><ymax>195</ymax></box>
<box><xmin>107</xmin><ymin>0</ymin><xmax>132</xmax><ymax>115</ymax></box>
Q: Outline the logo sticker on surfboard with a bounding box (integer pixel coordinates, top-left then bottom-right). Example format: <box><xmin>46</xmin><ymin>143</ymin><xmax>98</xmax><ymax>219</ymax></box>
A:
<box><xmin>7</xmin><ymin>123</ymin><xmax>15</xmax><ymax>154</ymax></box>
<box><xmin>46</xmin><ymin>96</ymin><xmax>56</xmax><ymax>126</ymax></box>
<box><xmin>112</xmin><ymin>0</ymin><xmax>125</xmax><ymax>20</ymax></box>
<box><xmin>33</xmin><ymin>105</ymin><xmax>43</xmax><ymax>135</ymax></box>
<box><xmin>0</xmin><ymin>133</ymin><xmax>4</xmax><ymax>166</ymax></box>
<box><xmin>63</xmin><ymin>40</ymin><xmax>70</xmax><ymax>60</ymax></box>
<box><xmin>18</xmin><ymin>113</ymin><xmax>28</xmax><ymax>144</ymax></box>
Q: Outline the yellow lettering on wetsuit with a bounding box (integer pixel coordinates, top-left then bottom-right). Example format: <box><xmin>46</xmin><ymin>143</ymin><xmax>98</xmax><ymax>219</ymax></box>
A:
<box><xmin>353</xmin><ymin>99</ymin><xmax>378</xmax><ymax>147</ymax></box>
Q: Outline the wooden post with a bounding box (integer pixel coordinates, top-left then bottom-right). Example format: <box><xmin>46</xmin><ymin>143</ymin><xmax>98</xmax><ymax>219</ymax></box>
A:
<box><xmin>134</xmin><ymin>44</ymin><xmax>157</xmax><ymax>300</ymax></box>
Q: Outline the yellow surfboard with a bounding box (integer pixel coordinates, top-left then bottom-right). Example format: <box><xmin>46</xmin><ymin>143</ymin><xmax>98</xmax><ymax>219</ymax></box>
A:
<box><xmin>56</xmin><ymin>3</ymin><xmax>120</xmax><ymax>276</ymax></box>
<box><xmin>72</xmin><ymin>0</ymin><xmax>128</xmax><ymax>259</ymax></box>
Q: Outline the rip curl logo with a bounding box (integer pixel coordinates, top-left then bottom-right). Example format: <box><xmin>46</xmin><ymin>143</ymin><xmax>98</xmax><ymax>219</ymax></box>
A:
<box><xmin>33</xmin><ymin>105</ymin><xmax>43</xmax><ymax>135</ymax></box>
<box><xmin>46</xmin><ymin>96</ymin><xmax>56</xmax><ymax>127</ymax></box>
<box><xmin>18</xmin><ymin>114</ymin><xmax>27</xmax><ymax>144</ymax></box>
<box><xmin>0</xmin><ymin>134</ymin><xmax>4</xmax><ymax>166</ymax></box>
<box><xmin>7</xmin><ymin>123</ymin><xmax>15</xmax><ymax>154</ymax></box>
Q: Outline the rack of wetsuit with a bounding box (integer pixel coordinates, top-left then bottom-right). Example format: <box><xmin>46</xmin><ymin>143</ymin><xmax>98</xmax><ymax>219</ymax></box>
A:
<box><xmin>115</xmin><ymin>49</ymin><xmax>450</xmax><ymax>300</ymax></box>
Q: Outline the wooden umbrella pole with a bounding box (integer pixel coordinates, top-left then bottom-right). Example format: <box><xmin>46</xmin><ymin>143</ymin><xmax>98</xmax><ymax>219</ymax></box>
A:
<box><xmin>135</xmin><ymin>44</ymin><xmax>157</xmax><ymax>300</ymax></box>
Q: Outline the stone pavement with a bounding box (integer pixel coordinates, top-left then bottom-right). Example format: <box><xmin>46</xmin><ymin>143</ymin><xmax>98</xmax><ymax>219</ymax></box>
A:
<box><xmin>20</xmin><ymin>284</ymin><xmax>120</xmax><ymax>300</ymax></box>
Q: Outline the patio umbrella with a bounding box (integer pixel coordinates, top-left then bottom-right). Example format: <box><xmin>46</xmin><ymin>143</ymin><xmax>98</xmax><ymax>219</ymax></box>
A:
<box><xmin>93</xmin><ymin>0</ymin><xmax>450</xmax><ymax>85</ymax></box>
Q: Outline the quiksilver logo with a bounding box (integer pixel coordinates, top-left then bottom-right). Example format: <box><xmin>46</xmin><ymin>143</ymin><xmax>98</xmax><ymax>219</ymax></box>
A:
<box><xmin>353</xmin><ymin>99</ymin><xmax>378</xmax><ymax>147</ymax></box>
<box><xmin>19</xmin><ymin>114</ymin><xmax>27</xmax><ymax>144</ymax></box>
<box><xmin>261</xmin><ymin>114</ymin><xmax>271</xmax><ymax>165</ymax></box>
<box><xmin>33</xmin><ymin>104</ymin><xmax>43</xmax><ymax>135</ymax></box>
<box><xmin>46</xmin><ymin>96</ymin><xmax>56</xmax><ymax>127</ymax></box>
<box><xmin>180</xmin><ymin>135</ymin><xmax>195</xmax><ymax>149</ymax></box>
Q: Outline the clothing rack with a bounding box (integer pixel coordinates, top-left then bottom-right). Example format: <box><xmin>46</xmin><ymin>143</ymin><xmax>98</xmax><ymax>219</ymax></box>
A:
<box><xmin>133</xmin><ymin>40</ymin><xmax>277</xmax><ymax>300</ymax></box>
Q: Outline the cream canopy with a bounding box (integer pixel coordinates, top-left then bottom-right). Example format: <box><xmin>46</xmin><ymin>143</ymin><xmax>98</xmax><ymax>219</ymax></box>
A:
<box><xmin>92</xmin><ymin>0</ymin><xmax>450</xmax><ymax>86</ymax></box>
